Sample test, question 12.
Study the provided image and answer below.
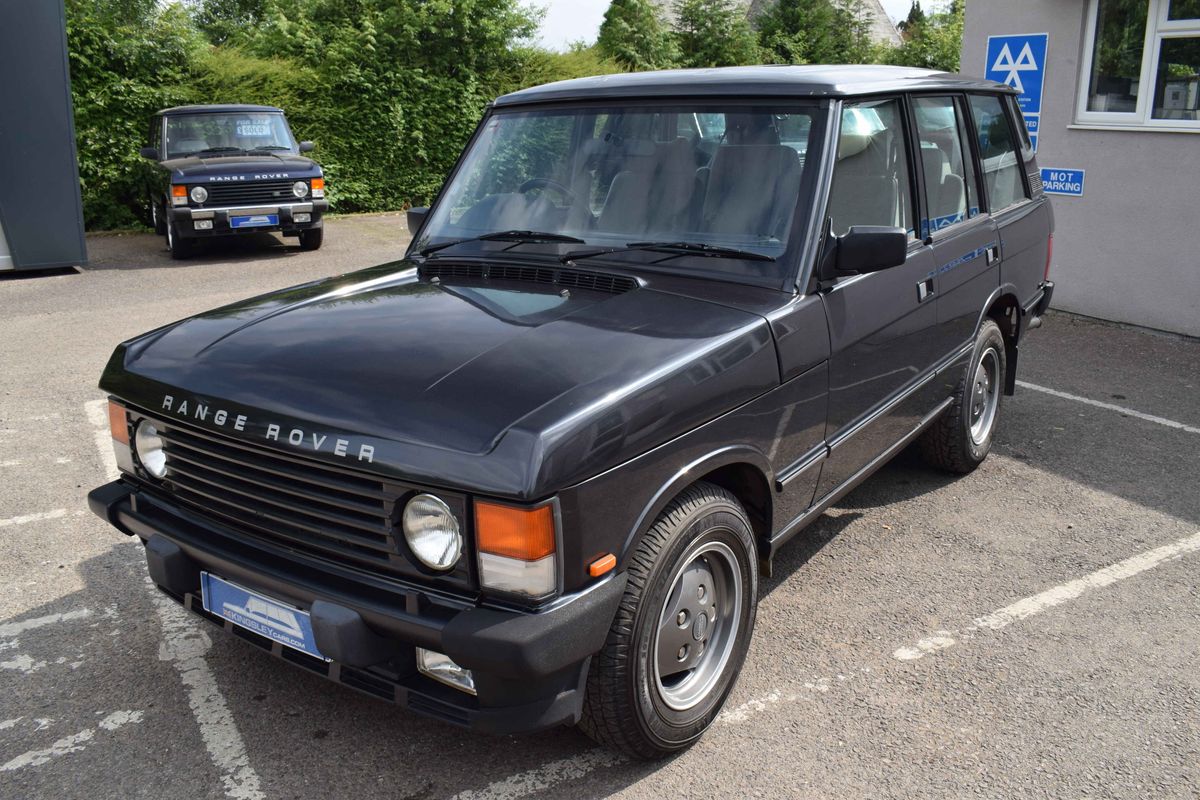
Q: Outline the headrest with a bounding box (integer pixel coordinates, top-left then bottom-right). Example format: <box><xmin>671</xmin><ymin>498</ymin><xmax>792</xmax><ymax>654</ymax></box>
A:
<box><xmin>837</xmin><ymin>132</ymin><xmax>872</xmax><ymax>160</ymax></box>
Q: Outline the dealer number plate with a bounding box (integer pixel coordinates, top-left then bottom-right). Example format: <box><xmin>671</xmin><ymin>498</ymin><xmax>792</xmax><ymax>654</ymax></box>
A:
<box><xmin>230</xmin><ymin>214</ymin><xmax>279</xmax><ymax>229</ymax></box>
<box><xmin>200</xmin><ymin>572</ymin><xmax>328</xmax><ymax>661</ymax></box>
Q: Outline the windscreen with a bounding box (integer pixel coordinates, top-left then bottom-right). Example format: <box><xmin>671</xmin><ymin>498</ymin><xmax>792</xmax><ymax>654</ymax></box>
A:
<box><xmin>164</xmin><ymin>112</ymin><xmax>296</xmax><ymax>158</ymax></box>
<box><xmin>416</xmin><ymin>104</ymin><xmax>825</xmax><ymax>285</ymax></box>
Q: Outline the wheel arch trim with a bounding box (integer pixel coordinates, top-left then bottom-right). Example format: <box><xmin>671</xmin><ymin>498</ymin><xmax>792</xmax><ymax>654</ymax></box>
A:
<box><xmin>618</xmin><ymin>446</ymin><xmax>774</xmax><ymax>568</ymax></box>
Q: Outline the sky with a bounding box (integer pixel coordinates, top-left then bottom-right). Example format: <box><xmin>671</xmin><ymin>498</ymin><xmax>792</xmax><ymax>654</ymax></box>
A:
<box><xmin>536</xmin><ymin>0</ymin><xmax>946</xmax><ymax>51</ymax></box>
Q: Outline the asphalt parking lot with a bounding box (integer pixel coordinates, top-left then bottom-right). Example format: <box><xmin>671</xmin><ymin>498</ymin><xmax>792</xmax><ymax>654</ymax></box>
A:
<box><xmin>2</xmin><ymin>215</ymin><xmax>1198</xmax><ymax>799</ymax></box>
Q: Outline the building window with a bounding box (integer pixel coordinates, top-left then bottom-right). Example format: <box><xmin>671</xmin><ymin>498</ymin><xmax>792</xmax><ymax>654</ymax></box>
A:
<box><xmin>1078</xmin><ymin>0</ymin><xmax>1200</xmax><ymax>128</ymax></box>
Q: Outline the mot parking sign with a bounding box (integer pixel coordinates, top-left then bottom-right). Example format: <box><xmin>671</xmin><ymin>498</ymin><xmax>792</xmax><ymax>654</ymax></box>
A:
<box><xmin>985</xmin><ymin>33</ymin><xmax>1048</xmax><ymax>151</ymax></box>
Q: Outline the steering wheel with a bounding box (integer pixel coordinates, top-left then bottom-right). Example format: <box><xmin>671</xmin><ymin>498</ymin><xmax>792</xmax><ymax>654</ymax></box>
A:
<box><xmin>518</xmin><ymin>178</ymin><xmax>575</xmax><ymax>207</ymax></box>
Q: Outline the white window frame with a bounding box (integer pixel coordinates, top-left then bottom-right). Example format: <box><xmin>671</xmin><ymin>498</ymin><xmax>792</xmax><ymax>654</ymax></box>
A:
<box><xmin>1076</xmin><ymin>0</ymin><xmax>1200</xmax><ymax>131</ymax></box>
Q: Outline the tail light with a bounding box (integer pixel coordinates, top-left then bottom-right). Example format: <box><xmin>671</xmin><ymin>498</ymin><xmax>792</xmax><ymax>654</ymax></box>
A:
<box><xmin>1044</xmin><ymin>233</ymin><xmax>1053</xmax><ymax>282</ymax></box>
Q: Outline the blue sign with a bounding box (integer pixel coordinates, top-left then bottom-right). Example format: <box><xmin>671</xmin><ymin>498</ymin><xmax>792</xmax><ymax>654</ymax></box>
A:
<box><xmin>230</xmin><ymin>214</ymin><xmax>279</xmax><ymax>229</ymax></box>
<box><xmin>1040</xmin><ymin>168</ymin><xmax>1085</xmax><ymax>197</ymax></box>
<box><xmin>986</xmin><ymin>33</ymin><xmax>1049</xmax><ymax>152</ymax></box>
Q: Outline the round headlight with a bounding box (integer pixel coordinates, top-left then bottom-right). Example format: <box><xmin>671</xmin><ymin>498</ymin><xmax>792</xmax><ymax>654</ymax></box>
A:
<box><xmin>292</xmin><ymin>180</ymin><xmax>309</xmax><ymax>198</ymax></box>
<box><xmin>402</xmin><ymin>494</ymin><xmax>462</xmax><ymax>571</ymax></box>
<box><xmin>189</xmin><ymin>185</ymin><xmax>208</xmax><ymax>204</ymax></box>
<box><xmin>134</xmin><ymin>420</ymin><xmax>167</xmax><ymax>478</ymax></box>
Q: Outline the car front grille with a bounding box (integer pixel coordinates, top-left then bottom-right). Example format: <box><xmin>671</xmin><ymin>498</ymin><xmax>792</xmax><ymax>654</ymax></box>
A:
<box><xmin>200</xmin><ymin>180</ymin><xmax>299</xmax><ymax>208</ymax></box>
<box><xmin>152</xmin><ymin>419</ymin><xmax>406</xmax><ymax>572</ymax></box>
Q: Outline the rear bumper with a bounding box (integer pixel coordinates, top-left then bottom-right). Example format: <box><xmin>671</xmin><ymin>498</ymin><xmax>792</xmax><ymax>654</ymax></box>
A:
<box><xmin>169</xmin><ymin>200</ymin><xmax>328</xmax><ymax>238</ymax></box>
<box><xmin>1023</xmin><ymin>280</ymin><xmax>1054</xmax><ymax>333</ymax></box>
<box><xmin>88</xmin><ymin>480</ymin><xmax>624</xmax><ymax>735</ymax></box>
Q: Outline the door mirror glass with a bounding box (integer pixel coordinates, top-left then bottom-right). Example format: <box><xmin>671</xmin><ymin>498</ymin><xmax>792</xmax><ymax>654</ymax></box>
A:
<box><xmin>139</xmin><ymin>147</ymin><xmax>159</xmax><ymax>160</ymax></box>
<box><xmin>836</xmin><ymin>225</ymin><xmax>908</xmax><ymax>275</ymax></box>
<box><xmin>298</xmin><ymin>141</ymin><xmax>315</xmax><ymax>153</ymax></box>
<box><xmin>407</xmin><ymin>206</ymin><xmax>429</xmax><ymax>235</ymax></box>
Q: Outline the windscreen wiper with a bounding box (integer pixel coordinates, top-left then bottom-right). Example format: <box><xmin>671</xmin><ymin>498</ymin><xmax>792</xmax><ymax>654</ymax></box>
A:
<box><xmin>420</xmin><ymin>230</ymin><xmax>585</xmax><ymax>257</ymax></box>
<box><xmin>560</xmin><ymin>240</ymin><xmax>776</xmax><ymax>264</ymax></box>
<box><xmin>193</xmin><ymin>147</ymin><xmax>244</xmax><ymax>157</ymax></box>
<box><xmin>246</xmin><ymin>145</ymin><xmax>291</xmax><ymax>153</ymax></box>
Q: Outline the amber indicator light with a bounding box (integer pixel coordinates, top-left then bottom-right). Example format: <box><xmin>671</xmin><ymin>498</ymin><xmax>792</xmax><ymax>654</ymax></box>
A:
<box><xmin>475</xmin><ymin>502</ymin><xmax>556</xmax><ymax>561</ymax></box>
<box><xmin>588</xmin><ymin>553</ymin><xmax>616</xmax><ymax>577</ymax></box>
<box><xmin>311</xmin><ymin>177</ymin><xmax>325</xmax><ymax>190</ymax></box>
<box><xmin>107</xmin><ymin>400</ymin><xmax>129</xmax><ymax>445</ymax></box>
<box><xmin>170</xmin><ymin>185</ymin><xmax>187</xmax><ymax>197</ymax></box>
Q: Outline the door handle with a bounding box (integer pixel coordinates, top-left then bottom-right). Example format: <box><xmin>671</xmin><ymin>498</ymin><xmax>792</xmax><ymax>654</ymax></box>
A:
<box><xmin>985</xmin><ymin>245</ymin><xmax>1000</xmax><ymax>265</ymax></box>
<box><xmin>917</xmin><ymin>277</ymin><xmax>935</xmax><ymax>301</ymax></box>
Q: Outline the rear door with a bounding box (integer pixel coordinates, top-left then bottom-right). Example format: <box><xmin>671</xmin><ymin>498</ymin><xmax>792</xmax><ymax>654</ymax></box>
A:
<box><xmin>816</xmin><ymin>96</ymin><xmax>941</xmax><ymax>499</ymax></box>
<box><xmin>968</xmin><ymin>93</ymin><xmax>1050</xmax><ymax>310</ymax></box>
<box><xmin>911</xmin><ymin>94</ymin><xmax>1001</xmax><ymax>353</ymax></box>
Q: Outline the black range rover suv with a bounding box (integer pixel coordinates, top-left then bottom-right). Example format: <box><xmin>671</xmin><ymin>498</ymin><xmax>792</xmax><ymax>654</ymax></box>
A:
<box><xmin>139</xmin><ymin>104</ymin><xmax>327</xmax><ymax>258</ymax></box>
<box><xmin>92</xmin><ymin>66</ymin><xmax>1054</xmax><ymax>758</ymax></box>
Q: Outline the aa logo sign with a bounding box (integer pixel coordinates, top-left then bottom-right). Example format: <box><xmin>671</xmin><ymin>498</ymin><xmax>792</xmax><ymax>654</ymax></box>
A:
<box><xmin>985</xmin><ymin>33</ymin><xmax>1048</xmax><ymax>151</ymax></box>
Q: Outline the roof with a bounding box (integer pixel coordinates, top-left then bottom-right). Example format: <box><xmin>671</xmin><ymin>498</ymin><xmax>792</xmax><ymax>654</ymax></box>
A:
<box><xmin>493</xmin><ymin>65</ymin><xmax>1013</xmax><ymax>108</ymax></box>
<box><xmin>157</xmin><ymin>104</ymin><xmax>284</xmax><ymax>115</ymax></box>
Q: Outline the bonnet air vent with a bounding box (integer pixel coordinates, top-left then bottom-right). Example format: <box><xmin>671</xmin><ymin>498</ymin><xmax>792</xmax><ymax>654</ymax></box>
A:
<box><xmin>419</xmin><ymin>262</ymin><xmax>640</xmax><ymax>295</ymax></box>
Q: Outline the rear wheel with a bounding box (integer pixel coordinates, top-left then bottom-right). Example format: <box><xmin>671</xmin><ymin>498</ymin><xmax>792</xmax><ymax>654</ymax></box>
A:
<box><xmin>299</xmin><ymin>227</ymin><xmax>323</xmax><ymax>251</ymax></box>
<box><xmin>579</xmin><ymin>482</ymin><xmax>757</xmax><ymax>759</ymax></box>
<box><xmin>920</xmin><ymin>319</ymin><xmax>1006</xmax><ymax>473</ymax></box>
<box><xmin>151</xmin><ymin>199</ymin><xmax>166</xmax><ymax>236</ymax></box>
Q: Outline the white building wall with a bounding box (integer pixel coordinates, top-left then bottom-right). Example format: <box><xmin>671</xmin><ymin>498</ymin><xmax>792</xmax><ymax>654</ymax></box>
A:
<box><xmin>962</xmin><ymin>0</ymin><xmax>1200</xmax><ymax>337</ymax></box>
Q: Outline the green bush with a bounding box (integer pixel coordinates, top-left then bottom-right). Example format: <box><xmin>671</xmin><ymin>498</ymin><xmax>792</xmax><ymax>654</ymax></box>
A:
<box><xmin>67</xmin><ymin>0</ymin><xmax>201</xmax><ymax>229</ymax></box>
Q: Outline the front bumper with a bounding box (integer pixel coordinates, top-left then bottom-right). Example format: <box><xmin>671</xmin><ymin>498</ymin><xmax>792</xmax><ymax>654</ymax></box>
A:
<box><xmin>88</xmin><ymin>480</ymin><xmax>624</xmax><ymax>735</ymax></box>
<box><xmin>170</xmin><ymin>200</ymin><xmax>328</xmax><ymax>238</ymax></box>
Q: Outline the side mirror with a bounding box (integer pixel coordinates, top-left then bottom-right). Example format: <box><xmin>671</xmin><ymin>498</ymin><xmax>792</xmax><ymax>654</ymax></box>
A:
<box><xmin>298</xmin><ymin>141</ymin><xmax>315</xmax><ymax>153</ymax></box>
<box><xmin>835</xmin><ymin>225</ymin><xmax>908</xmax><ymax>275</ymax></box>
<box><xmin>139</xmin><ymin>147</ymin><xmax>160</xmax><ymax>160</ymax></box>
<box><xmin>407</xmin><ymin>206</ymin><xmax>429</xmax><ymax>236</ymax></box>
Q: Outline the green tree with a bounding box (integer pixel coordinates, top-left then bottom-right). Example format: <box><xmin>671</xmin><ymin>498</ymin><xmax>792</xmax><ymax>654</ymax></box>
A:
<box><xmin>897</xmin><ymin>1</ymin><xmax>925</xmax><ymax>36</ymax></box>
<box><xmin>672</xmin><ymin>0</ymin><xmax>759</xmax><ymax>68</ymax></box>
<box><xmin>883</xmin><ymin>0</ymin><xmax>963</xmax><ymax>72</ymax></box>
<box><xmin>757</xmin><ymin>0</ymin><xmax>875</xmax><ymax>65</ymax></box>
<box><xmin>597</xmin><ymin>0</ymin><xmax>678</xmax><ymax>70</ymax></box>
<box><xmin>65</xmin><ymin>0</ymin><xmax>202</xmax><ymax>229</ymax></box>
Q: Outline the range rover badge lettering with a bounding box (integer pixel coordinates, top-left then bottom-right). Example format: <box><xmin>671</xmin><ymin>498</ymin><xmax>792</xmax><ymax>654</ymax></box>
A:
<box><xmin>159</xmin><ymin>394</ymin><xmax>374</xmax><ymax>462</ymax></box>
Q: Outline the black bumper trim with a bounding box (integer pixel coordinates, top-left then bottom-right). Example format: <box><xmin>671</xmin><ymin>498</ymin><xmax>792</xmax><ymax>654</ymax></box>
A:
<box><xmin>1024</xmin><ymin>280</ymin><xmax>1054</xmax><ymax>331</ymax></box>
<box><xmin>87</xmin><ymin>481</ymin><xmax>626</xmax><ymax>734</ymax></box>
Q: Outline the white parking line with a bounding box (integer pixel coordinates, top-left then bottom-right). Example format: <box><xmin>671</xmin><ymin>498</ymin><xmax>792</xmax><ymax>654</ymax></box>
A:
<box><xmin>0</xmin><ymin>460</ymin><xmax>19</xmax><ymax>468</ymax></box>
<box><xmin>0</xmin><ymin>710</ymin><xmax>143</xmax><ymax>772</ymax></box>
<box><xmin>85</xmin><ymin>399</ymin><xmax>120</xmax><ymax>480</ymax></box>
<box><xmin>1017</xmin><ymin>380</ymin><xmax>1200</xmax><ymax>434</ymax></box>
<box><xmin>448</xmin><ymin>751</ymin><xmax>624</xmax><ymax>800</ymax></box>
<box><xmin>895</xmin><ymin>530</ymin><xmax>1200</xmax><ymax>661</ymax></box>
<box><xmin>0</xmin><ymin>608</ymin><xmax>92</xmax><ymax>638</ymax></box>
<box><xmin>85</xmin><ymin>399</ymin><xmax>263</xmax><ymax>800</ymax></box>
<box><xmin>0</xmin><ymin>509</ymin><xmax>67</xmax><ymax>528</ymax></box>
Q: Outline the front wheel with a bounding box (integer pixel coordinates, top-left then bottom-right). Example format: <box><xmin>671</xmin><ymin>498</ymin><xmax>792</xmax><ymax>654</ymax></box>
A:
<box><xmin>166</xmin><ymin>219</ymin><xmax>195</xmax><ymax>260</ymax></box>
<box><xmin>298</xmin><ymin>227</ymin><xmax>323</xmax><ymax>251</ymax></box>
<box><xmin>579</xmin><ymin>482</ymin><xmax>757</xmax><ymax>759</ymax></box>
<box><xmin>920</xmin><ymin>319</ymin><xmax>1006</xmax><ymax>473</ymax></box>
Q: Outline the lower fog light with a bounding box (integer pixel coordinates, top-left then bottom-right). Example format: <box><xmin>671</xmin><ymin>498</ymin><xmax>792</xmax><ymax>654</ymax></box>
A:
<box><xmin>416</xmin><ymin>648</ymin><xmax>476</xmax><ymax>695</ymax></box>
<box><xmin>293</xmin><ymin>212</ymin><xmax>311</xmax><ymax>223</ymax></box>
<box><xmin>193</xmin><ymin>220</ymin><xmax>213</xmax><ymax>230</ymax></box>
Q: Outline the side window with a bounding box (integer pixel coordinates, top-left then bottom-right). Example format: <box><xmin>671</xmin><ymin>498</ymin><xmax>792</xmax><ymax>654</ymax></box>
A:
<box><xmin>968</xmin><ymin>94</ymin><xmax>1029</xmax><ymax>212</ymax></box>
<box><xmin>149</xmin><ymin>118</ymin><xmax>161</xmax><ymax>152</ymax></box>
<box><xmin>827</xmin><ymin>98</ymin><xmax>914</xmax><ymax>238</ymax></box>
<box><xmin>913</xmin><ymin>96</ymin><xmax>979</xmax><ymax>234</ymax></box>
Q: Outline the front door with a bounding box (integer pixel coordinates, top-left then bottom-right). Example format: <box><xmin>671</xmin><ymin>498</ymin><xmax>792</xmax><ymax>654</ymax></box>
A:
<box><xmin>817</xmin><ymin>96</ymin><xmax>942</xmax><ymax>499</ymax></box>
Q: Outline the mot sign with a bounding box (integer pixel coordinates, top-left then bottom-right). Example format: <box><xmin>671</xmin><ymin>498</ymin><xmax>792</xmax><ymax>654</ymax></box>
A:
<box><xmin>985</xmin><ymin>33</ymin><xmax>1048</xmax><ymax>152</ymax></box>
<box><xmin>1040</xmin><ymin>168</ymin><xmax>1085</xmax><ymax>197</ymax></box>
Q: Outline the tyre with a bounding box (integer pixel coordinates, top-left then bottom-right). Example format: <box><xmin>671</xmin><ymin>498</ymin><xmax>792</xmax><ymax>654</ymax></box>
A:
<box><xmin>299</xmin><ymin>227</ymin><xmax>323</xmax><ymax>251</ymax></box>
<box><xmin>920</xmin><ymin>318</ymin><xmax>1006</xmax><ymax>473</ymax></box>
<box><xmin>579</xmin><ymin>482</ymin><xmax>758</xmax><ymax>759</ymax></box>
<box><xmin>151</xmin><ymin>199</ymin><xmax>167</xmax><ymax>236</ymax></box>
<box><xmin>166</xmin><ymin>219</ymin><xmax>195</xmax><ymax>260</ymax></box>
